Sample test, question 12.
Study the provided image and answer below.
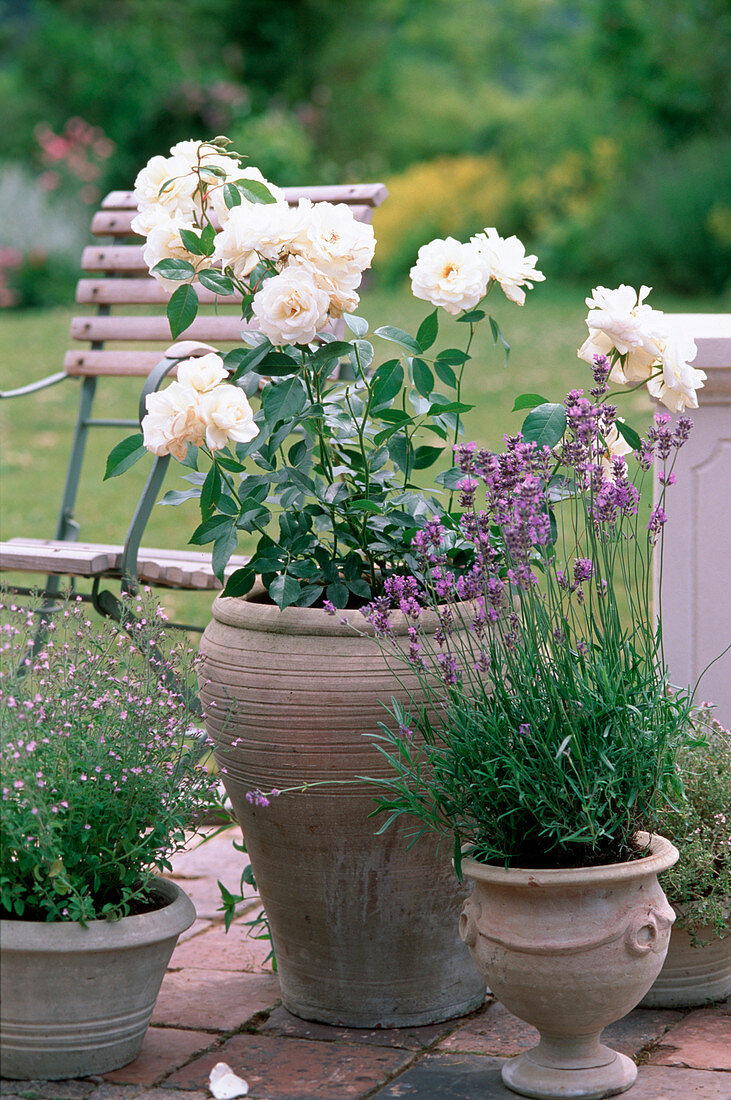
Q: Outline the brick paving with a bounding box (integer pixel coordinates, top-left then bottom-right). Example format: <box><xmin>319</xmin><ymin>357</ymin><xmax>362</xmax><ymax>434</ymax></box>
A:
<box><xmin>2</xmin><ymin>828</ymin><xmax>728</xmax><ymax>1100</ymax></box>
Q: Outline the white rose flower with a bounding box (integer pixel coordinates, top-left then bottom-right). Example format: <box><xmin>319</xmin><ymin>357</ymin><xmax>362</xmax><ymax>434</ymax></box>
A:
<box><xmin>290</xmin><ymin>199</ymin><xmax>375</xmax><ymax>290</ymax></box>
<box><xmin>142</xmin><ymin>216</ymin><xmax>202</xmax><ymax>288</ymax></box>
<box><xmin>410</xmin><ymin>237</ymin><xmax>490</xmax><ymax>315</ymax></box>
<box><xmin>209</xmin><ymin>165</ymin><xmax>285</xmax><ymax>226</ymax></box>
<box><xmin>251</xmin><ymin>266</ymin><xmax>330</xmax><ymax>346</ymax></box>
<box><xmin>211</xmin><ymin>201</ymin><xmax>303</xmax><ymax>279</ymax></box>
<box><xmin>133</xmin><ymin>153</ymin><xmax>198</xmax><ymax>218</ymax></box>
<box><xmin>130</xmin><ymin>204</ymin><xmax>177</xmax><ymax>238</ymax></box>
<box><xmin>285</xmin><ymin>256</ymin><xmax>360</xmax><ymax>318</ymax></box>
<box><xmin>142</xmin><ymin>382</ymin><xmax>206</xmax><ymax>460</ymax></box>
<box><xmin>646</xmin><ymin>332</ymin><xmax>705</xmax><ymax>412</ymax></box>
<box><xmin>199</xmin><ymin>384</ymin><xmax>259</xmax><ymax>451</ymax></box>
<box><xmin>596</xmin><ymin>420</ymin><xmax>634</xmax><ymax>479</ymax></box>
<box><xmin>470</xmin><ymin>228</ymin><xmax>545</xmax><ymax>306</ymax></box>
<box><xmin>177</xmin><ymin>353</ymin><xmax>229</xmax><ymax>393</ymax></box>
<box><xmin>578</xmin><ymin>285</ymin><xmax>666</xmax><ymax>383</ymax></box>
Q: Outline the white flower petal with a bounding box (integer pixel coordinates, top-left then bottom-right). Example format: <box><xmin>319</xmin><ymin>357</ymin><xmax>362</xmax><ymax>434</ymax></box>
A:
<box><xmin>208</xmin><ymin>1062</ymin><xmax>249</xmax><ymax>1099</ymax></box>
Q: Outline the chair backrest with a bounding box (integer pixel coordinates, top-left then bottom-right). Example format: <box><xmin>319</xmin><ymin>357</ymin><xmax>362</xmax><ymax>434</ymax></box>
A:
<box><xmin>66</xmin><ymin>184</ymin><xmax>388</xmax><ymax>379</ymax></box>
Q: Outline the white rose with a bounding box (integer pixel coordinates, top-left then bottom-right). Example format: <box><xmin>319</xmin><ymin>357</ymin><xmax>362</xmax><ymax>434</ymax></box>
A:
<box><xmin>646</xmin><ymin>333</ymin><xmax>705</xmax><ymax>412</ymax></box>
<box><xmin>410</xmin><ymin>237</ymin><xmax>490</xmax><ymax>315</ymax></box>
<box><xmin>177</xmin><ymin>353</ymin><xmax>229</xmax><ymax>393</ymax></box>
<box><xmin>597</xmin><ymin>420</ymin><xmax>634</xmax><ymax>479</ymax></box>
<box><xmin>209</xmin><ymin>165</ymin><xmax>285</xmax><ymax>226</ymax></box>
<box><xmin>211</xmin><ymin>201</ymin><xmax>303</xmax><ymax>278</ymax></box>
<box><xmin>130</xmin><ymin>204</ymin><xmax>176</xmax><ymax>238</ymax></box>
<box><xmin>142</xmin><ymin>216</ymin><xmax>202</xmax><ymax>288</ymax></box>
<box><xmin>133</xmin><ymin>154</ymin><xmax>198</xmax><ymax>218</ymax></box>
<box><xmin>285</xmin><ymin>256</ymin><xmax>360</xmax><ymax>318</ymax></box>
<box><xmin>199</xmin><ymin>385</ymin><xmax>259</xmax><ymax>451</ymax></box>
<box><xmin>142</xmin><ymin>382</ymin><xmax>206</xmax><ymax>461</ymax></box>
<box><xmin>470</xmin><ymin>228</ymin><xmax>545</xmax><ymax>306</ymax></box>
<box><xmin>251</xmin><ymin>266</ymin><xmax>330</xmax><ymax>346</ymax></box>
<box><xmin>578</xmin><ymin>285</ymin><xmax>666</xmax><ymax>382</ymax></box>
<box><xmin>290</xmin><ymin>199</ymin><xmax>375</xmax><ymax>289</ymax></box>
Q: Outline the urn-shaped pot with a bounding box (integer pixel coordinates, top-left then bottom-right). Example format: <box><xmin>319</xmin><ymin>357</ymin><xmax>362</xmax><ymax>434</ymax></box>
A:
<box><xmin>459</xmin><ymin>834</ymin><xmax>679</xmax><ymax>1099</ymax></box>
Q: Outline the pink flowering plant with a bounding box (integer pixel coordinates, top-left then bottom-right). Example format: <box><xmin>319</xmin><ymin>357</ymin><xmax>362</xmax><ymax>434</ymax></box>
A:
<box><xmin>657</xmin><ymin>709</ymin><xmax>731</xmax><ymax>941</ymax></box>
<box><xmin>351</xmin><ymin>318</ymin><xmax>707</xmax><ymax>873</ymax></box>
<box><xmin>0</xmin><ymin>594</ymin><xmax>219</xmax><ymax>923</ymax></box>
<box><xmin>106</xmin><ymin>137</ymin><xmax>545</xmax><ymax>609</ymax></box>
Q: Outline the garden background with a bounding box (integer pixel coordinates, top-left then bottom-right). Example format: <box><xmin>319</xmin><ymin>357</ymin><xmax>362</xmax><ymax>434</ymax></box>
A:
<box><xmin>1</xmin><ymin>0</ymin><xmax>729</xmax><ymax>627</ymax></box>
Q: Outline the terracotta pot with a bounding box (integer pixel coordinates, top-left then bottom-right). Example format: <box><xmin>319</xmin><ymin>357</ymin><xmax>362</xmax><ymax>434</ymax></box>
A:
<box><xmin>198</xmin><ymin>592</ymin><xmax>485</xmax><ymax>1027</ymax></box>
<box><xmin>459</xmin><ymin>834</ymin><xmax>679</xmax><ymax>1099</ymax></box>
<box><xmin>641</xmin><ymin>909</ymin><xmax>731</xmax><ymax>1007</ymax></box>
<box><xmin>0</xmin><ymin>878</ymin><xmax>194</xmax><ymax>1080</ymax></box>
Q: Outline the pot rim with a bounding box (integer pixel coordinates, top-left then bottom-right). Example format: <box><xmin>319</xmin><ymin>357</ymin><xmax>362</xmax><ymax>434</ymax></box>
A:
<box><xmin>460</xmin><ymin>832</ymin><xmax>679</xmax><ymax>888</ymax></box>
<box><xmin>210</xmin><ymin>587</ymin><xmax>471</xmax><ymax>637</ymax></box>
<box><xmin>0</xmin><ymin>876</ymin><xmax>195</xmax><ymax>951</ymax></box>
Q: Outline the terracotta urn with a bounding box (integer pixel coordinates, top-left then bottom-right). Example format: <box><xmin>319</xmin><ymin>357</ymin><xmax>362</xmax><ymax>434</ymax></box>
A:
<box><xmin>458</xmin><ymin>834</ymin><xmax>679</xmax><ymax>1099</ymax></box>
<box><xmin>198</xmin><ymin>592</ymin><xmax>485</xmax><ymax>1027</ymax></box>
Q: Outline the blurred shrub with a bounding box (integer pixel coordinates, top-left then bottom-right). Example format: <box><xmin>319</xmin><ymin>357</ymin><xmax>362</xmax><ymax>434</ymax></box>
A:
<box><xmin>541</xmin><ymin>136</ymin><xmax>731</xmax><ymax>294</ymax></box>
<box><xmin>372</xmin><ymin>155</ymin><xmax>510</xmax><ymax>285</ymax></box>
<box><xmin>228</xmin><ymin>108</ymin><xmax>317</xmax><ymax>185</ymax></box>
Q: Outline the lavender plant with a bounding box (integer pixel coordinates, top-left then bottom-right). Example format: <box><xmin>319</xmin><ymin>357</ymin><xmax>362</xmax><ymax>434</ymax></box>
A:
<box><xmin>0</xmin><ymin>594</ymin><xmax>220</xmax><ymax>922</ymax></box>
<box><xmin>355</xmin><ymin>343</ymin><xmax>701</xmax><ymax>872</ymax></box>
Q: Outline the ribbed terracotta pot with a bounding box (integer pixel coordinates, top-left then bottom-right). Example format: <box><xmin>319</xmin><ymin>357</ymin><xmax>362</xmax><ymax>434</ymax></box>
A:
<box><xmin>459</xmin><ymin>834</ymin><xmax>679</xmax><ymax>1099</ymax></box>
<box><xmin>641</xmin><ymin>909</ymin><xmax>731</xmax><ymax>1007</ymax></box>
<box><xmin>198</xmin><ymin>593</ymin><xmax>485</xmax><ymax>1027</ymax></box>
<box><xmin>0</xmin><ymin>878</ymin><xmax>194</xmax><ymax>1080</ymax></box>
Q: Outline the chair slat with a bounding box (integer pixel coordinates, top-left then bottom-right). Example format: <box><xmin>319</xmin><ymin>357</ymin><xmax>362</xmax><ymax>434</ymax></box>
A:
<box><xmin>64</xmin><ymin>350</ymin><xmax>166</xmax><ymax>376</ymax></box>
<box><xmin>76</xmin><ymin>278</ymin><xmax>242</xmax><ymax>306</ymax></box>
<box><xmin>91</xmin><ymin>202</ymin><xmax>374</xmax><ymax>239</ymax></box>
<box><xmin>70</xmin><ymin>314</ymin><xmax>245</xmax><ymax>343</ymax></box>
<box><xmin>82</xmin><ymin>245</ymin><xmax>146</xmax><ymax>273</ymax></box>
<box><xmin>0</xmin><ymin>542</ymin><xmax>119</xmax><ymax>576</ymax></box>
<box><xmin>102</xmin><ymin>184</ymin><xmax>387</xmax><ymax>211</ymax></box>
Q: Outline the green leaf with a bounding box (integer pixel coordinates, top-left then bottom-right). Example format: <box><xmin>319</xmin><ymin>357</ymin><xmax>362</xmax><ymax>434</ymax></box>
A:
<box><xmin>178</xmin><ymin>228</ymin><xmax>207</xmax><ymax>256</ymax></box>
<box><xmin>160</xmin><ymin>487</ymin><xmax>200</xmax><ymax>505</ymax></box>
<box><xmin>256</xmin><ymin>352</ymin><xmax>300</xmax><ymax>377</ymax></box>
<box><xmin>198</xmin><ymin>269</ymin><xmax>235</xmax><ymax>296</ymax></box>
<box><xmin>412</xmin><ymin>357</ymin><xmax>434</xmax><ymax>397</ymax></box>
<box><xmin>167</xmin><ymin>283</ymin><xmax>199</xmax><ymax>339</ymax></box>
<box><xmin>416</xmin><ymin>310</ymin><xmax>439</xmax><ymax>351</ymax></box>
<box><xmin>489</xmin><ymin>316</ymin><xmax>511</xmax><ymax>365</ymax></box>
<box><xmin>190</xmin><ymin>515</ymin><xmax>234</xmax><ymax>545</ymax></box>
<box><xmin>225</xmin><ymin>342</ymin><xmax>270</xmax><ymax>379</ymax></box>
<box><xmin>104</xmin><ymin>433</ymin><xmax>145</xmax><ymax>479</ymax></box>
<box><xmin>433</xmin><ymin>360</ymin><xmax>457</xmax><ymax>388</ymax></box>
<box><xmin>200</xmin><ymin>463</ymin><xmax>222</xmax><ymax>519</ymax></box>
<box><xmin>374</xmin><ymin>325</ymin><xmax>422</xmax><ymax>355</ymax></box>
<box><xmin>344</xmin><ymin>313</ymin><xmax>368</xmax><ymax>337</ymax></box>
<box><xmin>223</xmin><ymin>182</ymin><xmax>242</xmax><ymax>209</ymax></box>
<box><xmin>236</xmin><ymin>179</ymin><xmax>277</xmax><ymax>205</ymax></box>
<box><xmin>615</xmin><ymin>420</ymin><xmax>642</xmax><ymax>451</ymax></box>
<box><xmin>348</xmin><ymin>498</ymin><xmax>383</xmax><ymax>513</ymax></box>
<box><xmin>151</xmin><ymin>257</ymin><xmax>195</xmax><ymax>281</ymax></box>
<box><xmin>310</xmin><ymin>341</ymin><xmax>353</xmax><ymax>368</ymax></box>
<box><xmin>412</xmin><ymin>445</ymin><xmax>443</xmax><ymax>470</ymax></box>
<box><xmin>371</xmin><ymin>359</ymin><xmax>404</xmax><ymax>406</ymax></box>
<box><xmin>457</xmin><ymin>309</ymin><xmax>486</xmax><ymax>323</ymax></box>
<box><xmin>512</xmin><ymin>392</ymin><xmax>549</xmax><ymax>412</ymax></box>
<box><xmin>262</xmin><ymin>376</ymin><xmax>306</xmax><ymax>425</ymax></box>
<box><xmin>199</xmin><ymin>224</ymin><xmax>216</xmax><ymax>256</ymax></box>
<box><xmin>269</xmin><ymin>574</ymin><xmax>301</xmax><ymax>609</ymax></box>
<box><xmin>435</xmin><ymin>348</ymin><xmax>470</xmax><ymax>366</ymax></box>
<box><xmin>326</xmin><ymin>582</ymin><xmax>349</xmax><ymax>608</ymax></box>
<box><xmin>212</xmin><ymin>524</ymin><xmax>238</xmax><ymax>582</ymax></box>
<box><xmin>521</xmin><ymin>403</ymin><xmax>567</xmax><ymax>450</ymax></box>
<box><xmin>427</xmin><ymin>399</ymin><xmax>473</xmax><ymax>415</ymax></box>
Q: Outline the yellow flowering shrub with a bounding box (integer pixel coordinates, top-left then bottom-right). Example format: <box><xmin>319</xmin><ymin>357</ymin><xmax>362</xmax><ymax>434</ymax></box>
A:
<box><xmin>371</xmin><ymin>155</ymin><xmax>509</xmax><ymax>284</ymax></box>
<box><xmin>518</xmin><ymin>138</ymin><xmax>618</xmax><ymax>240</ymax></box>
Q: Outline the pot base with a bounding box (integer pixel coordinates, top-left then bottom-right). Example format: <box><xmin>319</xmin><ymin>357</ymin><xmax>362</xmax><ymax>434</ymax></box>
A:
<box><xmin>502</xmin><ymin>1046</ymin><xmax>637</xmax><ymax>1100</ymax></box>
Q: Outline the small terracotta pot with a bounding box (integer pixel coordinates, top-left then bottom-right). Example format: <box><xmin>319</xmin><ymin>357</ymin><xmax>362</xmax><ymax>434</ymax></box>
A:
<box><xmin>459</xmin><ymin>834</ymin><xmax>679</xmax><ymax>1099</ymax></box>
<box><xmin>641</xmin><ymin>910</ymin><xmax>731</xmax><ymax>1007</ymax></box>
<box><xmin>0</xmin><ymin>878</ymin><xmax>194</xmax><ymax>1080</ymax></box>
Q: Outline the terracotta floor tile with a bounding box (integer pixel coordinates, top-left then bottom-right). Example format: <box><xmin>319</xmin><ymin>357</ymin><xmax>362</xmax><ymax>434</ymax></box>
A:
<box><xmin>165</xmin><ymin>1032</ymin><xmax>415</xmax><ymax>1098</ymax></box>
<box><xmin>170</xmin><ymin>918</ymin><xmax>273</xmax><ymax>974</ymax></box>
<box><xmin>151</xmin><ymin>969</ymin><xmax>280</xmax><ymax>1032</ymax></box>
<box><xmin>436</xmin><ymin>1002</ymin><xmax>537</xmax><ymax>1057</ymax></box>
<box><xmin>258</xmin><ymin>1006</ymin><xmax>460</xmax><ymax>1050</ymax></box>
<box><xmin>102</xmin><ymin>1029</ymin><xmax>215</xmax><ymax>1086</ymax></box>
<box><xmin>649</xmin><ymin>1008</ymin><xmax>731</xmax><ymax>1070</ymax></box>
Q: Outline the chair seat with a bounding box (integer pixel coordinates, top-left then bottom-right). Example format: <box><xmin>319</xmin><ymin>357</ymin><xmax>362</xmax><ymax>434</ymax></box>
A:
<box><xmin>0</xmin><ymin>539</ymin><xmax>249</xmax><ymax>591</ymax></box>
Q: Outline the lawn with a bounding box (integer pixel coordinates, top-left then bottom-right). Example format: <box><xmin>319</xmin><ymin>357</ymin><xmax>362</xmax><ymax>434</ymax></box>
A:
<box><xmin>0</xmin><ymin>280</ymin><xmax>725</xmax><ymax>629</ymax></box>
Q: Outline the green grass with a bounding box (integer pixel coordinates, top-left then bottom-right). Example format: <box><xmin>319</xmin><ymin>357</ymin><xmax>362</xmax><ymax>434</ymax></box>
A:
<box><xmin>0</xmin><ymin>281</ymin><xmax>725</xmax><ymax>628</ymax></box>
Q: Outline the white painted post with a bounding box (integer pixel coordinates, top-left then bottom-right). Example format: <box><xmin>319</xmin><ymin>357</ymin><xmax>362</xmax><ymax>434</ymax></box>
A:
<box><xmin>656</xmin><ymin>315</ymin><xmax>731</xmax><ymax>725</ymax></box>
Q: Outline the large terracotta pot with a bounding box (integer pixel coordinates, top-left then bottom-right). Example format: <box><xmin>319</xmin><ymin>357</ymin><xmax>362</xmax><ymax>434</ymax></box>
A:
<box><xmin>641</xmin><ymin>908</ymin><xmax>731</xmax><ymax>1007</ymax></box>
<box><xmin>0</xmin><ymin>878</ymin><xmax>194</xmax><ymax>1080</ymax></box>
<box><xmin>198</xmin><ymin>593</ymin><xmax>485</xmax><ymax>1027</ymax></box>
<box><xmin>459</xmin><ymin>834</ymin><xmax>679</xmax><ymax>1099</ymax></box>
